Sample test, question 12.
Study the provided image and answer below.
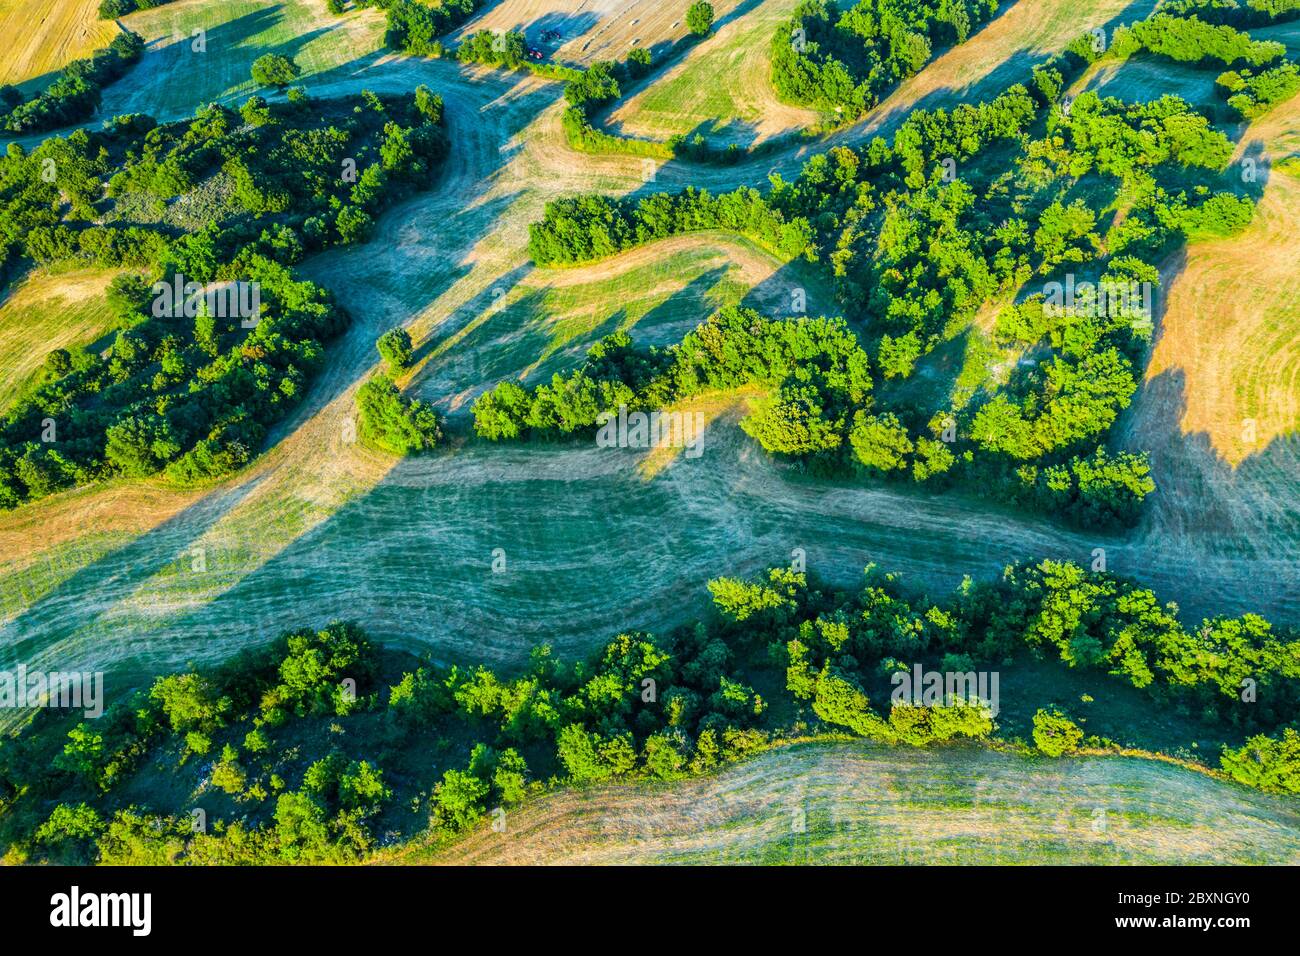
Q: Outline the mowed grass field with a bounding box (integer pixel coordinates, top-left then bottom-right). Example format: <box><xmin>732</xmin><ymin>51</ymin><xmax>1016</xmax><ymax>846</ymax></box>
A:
<box><xmin>0</xmin><ymin>267</ymin><xmax>120</xmax><ymax>414</ymax></box>
<box><xmin>0</xmin><ymin>0</ymin><xmax>119</xmax><ymax>88</ymax></box>
<box><xmin>605</xmin><ymin>0</ymin><xmax>819</xmax><ymax>145</ymax></box>
<box><xmin>410</xmin><ymin>741</ymin><xmax>1300</xmax><ymax>864</ymax></box>
<box><xmin>0</xmin><ymin>0</ymin><xmax>1296</xmax><ymax>758</ymax></box>
<box><xmin>99</xmin><ymin>0</ymin><xmax>388</xmax><ymax>119</ymax></box>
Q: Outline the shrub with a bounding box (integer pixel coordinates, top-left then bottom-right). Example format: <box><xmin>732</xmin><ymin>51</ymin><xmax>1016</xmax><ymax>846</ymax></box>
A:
<box><xmin>356</xmin><ymin>375</ymin><xmax>442</xmax><ymax>455</ymax></box>
<box><xmin>1032</xmin><ymin>708</ymin><xmax>1084</xmax><ymax>756</ymax></box>
<box><xmin>626</xmin><ymin>46</ymin><xmax>652</xmax><ymax>77</ymax></box>
<box><xmin>686</xmin><ymin>1</ymin><xmax>715</xmax><ymax>37</ymax></box>
<box><xmin>376</xmin><ymin>327</ymin><xmax>413</xmax><ymax>370</ymax></box>
<box><xmin>251</xmin><ymin>54</ymin><xmax>301</xmax><ymax>88</ymax></box>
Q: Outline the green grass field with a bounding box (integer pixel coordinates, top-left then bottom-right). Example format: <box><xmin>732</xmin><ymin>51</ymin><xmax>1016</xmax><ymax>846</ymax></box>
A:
<box><xmin>605</xmin><ymin>0</ymin><xmax>819</xmax><ymax>145</ymax></box>
<box><xmin>0</xmin><ymin>0</ymin><xmax>1297</xmax><ymax>865</ymax></box>
<box><xmin>0</xmin><ymin>267</ymin><xmax>120</xmax><ymax>414</ymax></box>
<box><xmin>420</xmin><ymin>741</ymin><xmax>1300</xmax><ymax>864</ymax></box>
<box><xmin>100</xmin><ymin>0</ymin><xmax>387</xmax><ymax>119</ymax></box>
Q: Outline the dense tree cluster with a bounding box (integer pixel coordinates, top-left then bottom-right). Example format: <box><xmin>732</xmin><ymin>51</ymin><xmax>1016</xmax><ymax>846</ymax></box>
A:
<box><xmin>473</xmin><ymin>307</ymin><xmax>871</xmax><ymax>456</ymax></box>
<box><xmin>6</xmin><ymin>557</ymin><xmax>1296</xmax><ymax>862</ymax></box>
<box><xmin>1110</xmin><ymin>12</ymin><xmax>1286</xmax><ymax>67</ymax></box>
<box><xmin>770</xmin><ymin>0</ymin><xmax>1000</xmax><ymax>117</ymax></box>
<box><xmin>515</xmin><ymin>46</ymin><xmax>1258</xmax><ymax>526</ymax></box>
<box><xmin>0</xmin><ymin>31</ymin><xmax>144</xmax><ymax>134</ymax></box>
<box><xmin>354</xmin><ymin>0</ymin><xmax>482</xmax><ymax>58</ymax></box>
<box><xmin>0</xmin><ymin>88</ymin><xmax>448</xmax><ymax>508</ymax></box>
<box><xmin>1217</xmin><ymin>62</ymin><xmax>1300</xmax><ymax>117</ymax></box>
<box><xmin>456</xmin><ymin>29</ymin><xmax>530</xmax><ymax>69</ymax></box>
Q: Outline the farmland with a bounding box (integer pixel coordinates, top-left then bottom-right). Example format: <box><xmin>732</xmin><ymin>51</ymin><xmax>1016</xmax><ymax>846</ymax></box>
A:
<box><xmin>0</xmin><ymin>0</ymin><xmax>1296</xmax><ymax>867</ymax></box>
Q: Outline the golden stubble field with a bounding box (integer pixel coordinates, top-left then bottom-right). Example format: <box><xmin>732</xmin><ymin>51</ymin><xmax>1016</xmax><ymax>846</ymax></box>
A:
<box><xmin>0</xmin><ymin>0</ymin><xmax>119</xmax><ymax>87</ymax></box>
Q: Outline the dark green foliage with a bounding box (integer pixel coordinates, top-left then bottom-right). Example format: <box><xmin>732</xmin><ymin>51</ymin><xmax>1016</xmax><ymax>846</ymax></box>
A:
<box><xmin>356</xmin><ymin>375</ymin><xmax>442</xmax><ymax>455</ymax></box>
<box><xmin>1221</xmin><ymin>728</ymin><xmax>1300</xmax><ymax>793</ymax></box>
<box><xmin>626</xmin><ymin>46</ymin><xmax>653</xmax><ymax>77</ymax></box>
<box><xmin>1111</xmin><ymin>12</ymin><xmax>1286</xmax><ymax>67</ymax></box>
<box><xmin>457</xmin><ymin>29</ymin><xmax>527</xmax><ymax>69</ymax></box>
<box><xmin>250</xmin><ymin>54</ymin><xmax>302</xmax><ymax>88</ymax></box>
<box><xmin>376</xmin><ymin>327</ymin><xmax>413</xmax><ymax>370</ymax></box>
<box><xmin>1217</xmin><ymin>62</ymin><xmax>1300</xmax><ymax>117</ymax></box>
<box><xmin>1032</xmin><ymin>707</ymin><xmax>1084</xmax><ymax>756</ymax></box>
<box><xmin>770</xmin><ymin>0</ymin><xmax>1000</xmax><ymax>117</ymax></box>
<box><xmin>472</xmin><ymin>306</ymin><xmax>872</xmax><ymax>462</ymax></box>
<box><xmin>686</xmin><ymin>1</ymin><xmax>716</xmax><ymax>36</ymax></box>
<box><xmin>98</xmin><ymin>0</ymin><xmax>179</xmax><ymax>16</ymax></box>
<box><xmin>527</xmin><ymin>187</ymin><xmax>815</xmax><ymax>266</ymax></box>
<box><xmin>564</xmin><ymin>61</ymin><xmax>621</xmax><ymax>108</ymax></box>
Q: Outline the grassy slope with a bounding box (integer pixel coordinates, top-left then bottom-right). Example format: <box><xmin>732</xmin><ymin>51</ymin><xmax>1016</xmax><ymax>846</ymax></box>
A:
<box><xmin>0</xmin><ymin>267</ymin><xmax>120</xmax><ymax>413</ymax></box>
<box><xmin>414</xmin><ymin>741</ymin><xmax>1300</xmax><ymax>864</ymax></box>
<box><xmin>0</xmin><ymin>1</ymin><xmax>1295</xmax><ymax>741</ymax></box>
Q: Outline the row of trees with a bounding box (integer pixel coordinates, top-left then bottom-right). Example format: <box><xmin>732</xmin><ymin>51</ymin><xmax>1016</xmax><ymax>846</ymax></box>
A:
<box><xmin>528</xmin><ymin>186</ymin><xmax>816</xmax><ymax>266</ymax></box>
<box><xmin>770</xmin><ymin>0</ymin><xmax>1001</xmax><ymax>117</ymax></box>
<box><xmin>473</xmin><ymin>308</ymin><xmax>872</xmax><ymax>457</ymax></box>
<box><xmin>0</xmin><ymin>30</ymin><xmax>144</xmax><ymax>134</ymax></box>
<box><xmin>9</xmin><ymin>557</ymin><xmax>1297</xmax><ymax>862</ymax></box>
<box><xmin>98</xmin><ymin>0</ymin><xmax>177</xmax><ymax>17</ymax></box>
<box><xmin>1110</xmin><ymin>12</ymin><xmax>1286</xmax><ymax>67</ymax></box>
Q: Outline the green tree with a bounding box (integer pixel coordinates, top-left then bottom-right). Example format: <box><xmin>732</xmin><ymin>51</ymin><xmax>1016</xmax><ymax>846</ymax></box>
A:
<box><xmin>251</xmin><ymin>54</ymin><xmax>301</xmax><ymax>88</ymax></box>
<box><xmin>686</xmin><ymin>1</ymin><xmax>715</xmax><ymax>37</ymax></box>
<box><xmin>356</xmin><ymin>375</ymin><xmax>442</xmax><ymax>455</ymax></box>
<box><xmin>626</xmin><ymin>46</ymin><xmax>652</xmax><ymax>77</ymax></box>
<box><xmin>433</xmin><ymin>768</ymin><xmax>489</xmax><ymax>832</ymax></box>
<box><xmin>377</xmin><ymin>327</ymin><xmax>413</xmax><ymax>371</ymax></box>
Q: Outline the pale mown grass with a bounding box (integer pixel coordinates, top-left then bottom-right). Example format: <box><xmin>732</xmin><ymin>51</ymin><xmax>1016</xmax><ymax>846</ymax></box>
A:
<box><xmin>0</xmin><ymin>267</ymin><xmax>120</xmax><ymax>413</ymax></box>
<box><xmin>416</xmin><ymin>741</ymin><xmax>1300</xmax><ymax>864</ymax></box>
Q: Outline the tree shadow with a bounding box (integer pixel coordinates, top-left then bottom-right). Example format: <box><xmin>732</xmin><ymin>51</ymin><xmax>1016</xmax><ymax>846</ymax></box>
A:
<box><xmin>0</xmin><ymin>49</ymin><xmax>556</xmax><ymax>687</ymax></box>
<box><xmin>99</xmin><ymin>4</ymin><xmax>362</xmax><ymax>119</ymax></box>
